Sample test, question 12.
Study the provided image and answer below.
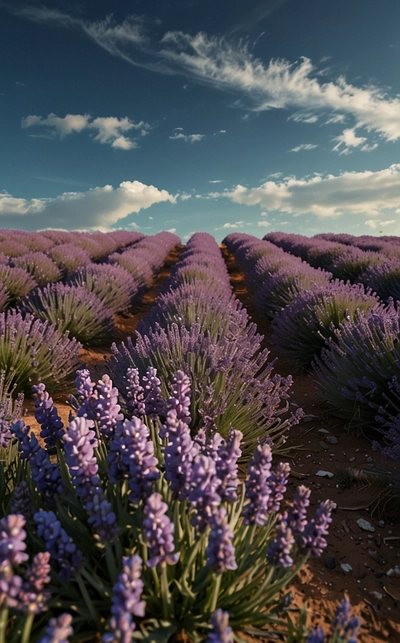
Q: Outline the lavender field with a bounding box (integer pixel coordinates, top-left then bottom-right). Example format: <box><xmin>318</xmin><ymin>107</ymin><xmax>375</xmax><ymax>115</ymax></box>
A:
<box><xmin>0</xmin><ymin>228</ymin><xmax>399</xmax><ymax>643</ymax></box>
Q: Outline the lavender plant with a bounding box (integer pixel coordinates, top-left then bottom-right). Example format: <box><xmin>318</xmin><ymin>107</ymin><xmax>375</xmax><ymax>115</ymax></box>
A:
<box><xmin>271</xmin><ymin>281</ymin><xmax>380</xmax><ymax>371</ymax></box>
<box><xmin>68</xmin><ymin>263</ymin><xmax>140</xmax><ymax>314</ymax></box>
<box><xmin>0</xmin><ymin>266</ymin><xmax>37</xmax><ymax>305</ymax></box>
<box><xmin>0</xmin><ymin>309</ymin><xmax>81</xmax><ymax>394</ymax></box>
<box><xmin>313</xmin><ymin>303</ymin><xmax>400</xmax><ymax>429</ymax></box>
<box><xmin>0</xmin><ymin>368</ymin><xmax>336</xmax><ymax>643</ymax></box>
<box><xmin>22</xmin><ymin>283</ymin><xmax>115</xmax><ymax>346</ymax></box>
<box><xmin>12</xmin><ymin>252</ymin><xmax>62</xmax><ymax>287</ymax></box>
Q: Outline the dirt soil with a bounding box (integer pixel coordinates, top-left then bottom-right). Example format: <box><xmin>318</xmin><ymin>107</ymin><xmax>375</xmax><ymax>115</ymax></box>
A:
<box><xmin>22</xmin><ymin>245</ymin><xmax>400</xmax><ymax>642</ymax></box>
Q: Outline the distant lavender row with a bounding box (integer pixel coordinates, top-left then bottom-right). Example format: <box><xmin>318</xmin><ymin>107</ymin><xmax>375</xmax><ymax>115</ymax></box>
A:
<box><xmin>15</xmin><ymin>231</ymin><xmax>181</xmax><ymax>347</ymax></box>
<box><xmin>111</xmin><ymin>232</ymin><xmax>303</xmax><ymax>458</ymax></box>
<box><xmin>225</xmin><ymin>232</ymin><xmax>400</xmax><ymax>464</ymax></box>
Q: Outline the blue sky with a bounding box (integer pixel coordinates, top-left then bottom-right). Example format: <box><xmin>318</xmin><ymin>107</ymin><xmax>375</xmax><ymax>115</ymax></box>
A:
<box><xmin>1</xmin><ymin>0</ymin><xmax>400</xmax><ymax>241</ymax></box>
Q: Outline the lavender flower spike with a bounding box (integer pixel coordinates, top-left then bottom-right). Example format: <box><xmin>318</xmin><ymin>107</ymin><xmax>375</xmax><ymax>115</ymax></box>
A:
<box><xmin>38</xmin><ymin>613</ymin><xmax>74</xmax><ymax>643</ymax></box>
<box><xmin>298</xmin><ymin>499</ymin><xmax>336</xmax><ymax>558</ymax></box>
<box><xmin>242</xmin><ymin>443</ymin><xmax>273</xmax><ymax>526</ymax></box>
<box><xmin>206</xmin><ymin>507</ymin><xmax>237</xmax><ymax>574</ymax></box>
<box><xmin>267</xmin><ymin>519</ymin><xmax>295</xmax><ymax>568</ymax></box>
<box><xmin>32</xmin><ymin>382</ymin><xmax>65</xmax><ymax>449</ymax></box>
<box><xmin>306</xmin><ymin>627</ymin><xmax>325</xmax><ymax>643</ymax></box>
<box><xmin>143</xmin><ymin>493</ymin><xmax>180</xmax><ymax>567</ymax></box>
<box><xmin>63</xmin><ymin>416</ymin><xmax>118</xmax><ymax>541</ymax></box>
<box><xmin>17</xmin><ymin>551</ymin><xmax>51</xmax><ymax>614</ymax></box>
<box><xmin>207</xmin><ymin>609</ymin><xmax>233</xmax><ymax>643</ymax></box>
<box><xmin>34</xmin><ymin>509</ymin><xmax>83</xmax><ymax>582</ymax></box>
<box><xmin>167</xmin><ymin>369</ymin><xmax>191</xmax><ymax>424</ymax></box>
<box><xmin>0</xmin><ymin>514</ymin><xmax>29</xmax><ymax>565</ymax></box>
<box><xmin>102</xmin><ymin>554</ymin><xmax>145</xmax><ymax>643</ymax></box>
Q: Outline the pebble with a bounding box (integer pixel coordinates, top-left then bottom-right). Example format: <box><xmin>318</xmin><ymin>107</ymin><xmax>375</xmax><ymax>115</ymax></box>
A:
<box><xmin>324</xmin><ymin>555</ymin><xmax>336</xmax><ymax>570</ymax></box>
<box><xmin>319</xmin><ymin>441</ymin><xmax>329</xmax><ymax>449</ymax></box>
<box><xmin>349</xmin><ymin>456</ymin><xmax>356</xmax><ymax>462</ymax></box>
<box><xmin>357</xmin><ymin>518</ymin><xmax>375</xmax><ymax>532</ymax></box>
<box><xmin>316</xmin><ymin>470</ymin><xmax>334</xmax><ymax>478</ymax></box>
<box><xmin>370</xmin><ymin>591</ymin><xmax>383</xmax><ymax>600</ymax></box>
<box><xmin>326</xmin><ymin>435</ymin><xmax>339</xmax><ymax>445</ymax></box>
<box><xmin>341</xmin><ymin>563</ymin><xmax>353</xmax><ymax>573</ymax></box>
<box><xmin>318</xmin><ymin>429</ymin><xmax>330</xmax><ymax>434</ymax></box>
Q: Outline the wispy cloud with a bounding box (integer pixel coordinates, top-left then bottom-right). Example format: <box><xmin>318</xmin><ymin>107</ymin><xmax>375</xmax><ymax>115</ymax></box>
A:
<box><xmin>214</xmin><ymin>164</ymin><xmax>400</xmax><ymax>219</ymax></box>
<box><xmin>332</xmin><ymin>127</ymin><xmax>377</xmax><ymax>155</ymax></box>
<box><xmin>21</xmin><ymin>113</ymin><xmax>151</xmax><ymax>149</ymax></box>
<box><xmin>8</xmin><ymin>5</ymin><xmax>400</xmax><ymax>147</ymax></box>
<box><xmin>0</xmin><ymin>181</ymin><xmax>176</xmax><ymax>231</ymax></box>
<box><xmin>289</xmin><ymin>112</ymin><xmax>319</xmax><ymax>124</ymax></box>
<box><xmin>169</xmin><ymin>129</ymin><xmax>205</xmax><ymax>143</ymax></box>
<box><xmin>289</xmin><ymin>143</ymin><xmax>318</xmax><ymax>153</ymax></box>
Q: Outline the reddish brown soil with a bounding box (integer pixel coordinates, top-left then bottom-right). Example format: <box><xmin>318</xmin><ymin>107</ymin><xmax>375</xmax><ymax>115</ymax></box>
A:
<box><xmin>22</xmin><ymin>245</ymin><xmax>400</xmax><ymax>642</ymax></box>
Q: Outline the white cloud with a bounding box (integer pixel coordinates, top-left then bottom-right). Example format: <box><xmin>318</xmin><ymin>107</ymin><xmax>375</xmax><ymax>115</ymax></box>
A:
<box><xmin>257</xmin><ymin>220</ymin><xmax>270</xmax><ymax>227</ymax></box>
<box><xmin>169</xmin><ymin>130</ymin><xmax>206</xmax><ymax>143</ymax></box>
<box><xmin>289</xmin><ymin>143</ymin><xmax>318</xmax><ymax>152</ymax></box>
<box><xmin>11</xmin><ymin>7</ymin><xmax>400</xmax><ymax>146</ymax></box>
<box><xmin>179</xmin><ymin>193</ymin><xmax>192</xmax><ymax>201</ymax></box>
<box><xmin>21</xmin><ymin>113</ymin><xmax>151</xmax><ymax>149</ymax></box>
<box><xmin>365</xmin><ymin>218</ymin><xmax>396</xmax><ymax>229</ymax></box>
<box><xmin>332</xmin><ymin>127</ymin><xmax>369</xmax><ymax>155</ymax></box>
<box><xmin>221</xmin><ymin>221</ymin><xmax>246</xmax><ymax>229</ymax></box>
<box><xmin>215</xmin><ymin>164</ymin><xmax>400</xmax><ymax>219</ymax></box>
<box><xmin>325</xmin><ymin>114</ymin><xmax>346</xmax><ymax>125</ymax></box>
<box><xmin>209</xmin><ymin>179</ymin><xmax>222</xmax><ymax>184</ymax></box>
<box><xmin>289</xmin><ymin>112</ymin><xmax>319</xmax><ymax>124</ymax></box>
<box><xmin>0</xmin><ymin>181</ymin><xmax>176</xmax><ymax>231</ymax></box>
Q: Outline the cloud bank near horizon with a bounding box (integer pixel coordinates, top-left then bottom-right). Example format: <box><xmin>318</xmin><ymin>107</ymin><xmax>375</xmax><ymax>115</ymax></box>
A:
<box><xmin>0</xmin><ymin>181</ymin><xmax>177</xmax><ymax>231</ymax></box>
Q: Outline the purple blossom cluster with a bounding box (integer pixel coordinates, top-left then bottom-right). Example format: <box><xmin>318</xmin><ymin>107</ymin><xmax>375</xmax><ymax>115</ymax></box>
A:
<box><xmin>11</xmin><ymin>419</ymin><xmax>64</xmax><ymax>504</ymax></box>
<box><xmin>62</xmin><ymin>417</ymin><xmax>119</xmax><ymax>541</ymax></box>
<box><xmin>75</xmin><ymin>371</ymin><xmax>123</xmax><ymax>439</ymax></box>
<box><xmin>38</xmin><ymin>613</ymin><xmax>74</xmax><ymax>643</ymax></box>
<box><xmin>103</xmin><ymin>554</ymin><xmax>145</xmax><ymax>643</ymax></box>
<box><xmin>207</xmin><ymin>609</ymin><xmax>233</xmax><ymax>643</ymax></box>
<box><xmin>32</xmin><ymin>382</ymin><xmax>65</xmax><ymax>449</ymax></box>
<box><xmin>108</xmin><ymin>416</ymin><xmax>160</xmax><ymax>504</ymax></box>
<box><xmin>143</xmin><ymin>492</ymin><xmax>180</xmax><ymax>567</ymax></box>
<box><xmin>34</xmin><ymin>509</ymin><xmax>83</xmax><ymax>581</ymax></box>
<box><xmin>307</xmin><ymin>596</ymin><xmax>361</xmax><ymax>643</ymax></box>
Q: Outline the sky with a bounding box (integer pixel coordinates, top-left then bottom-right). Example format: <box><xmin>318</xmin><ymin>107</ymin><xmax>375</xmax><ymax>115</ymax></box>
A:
<box><xmin>1</xmin><ymin>0</ymin><xmax>400</xmax><ymax>242</ymax></box>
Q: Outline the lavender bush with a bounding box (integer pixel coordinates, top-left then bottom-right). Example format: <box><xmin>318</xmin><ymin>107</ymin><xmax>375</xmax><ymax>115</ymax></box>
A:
<box><xmin>13</xmin><ymin>252</ymin><xmax>62</xmax><ymax>287</ymax></box>
<box><xmin>22</xmin><ymin>283</ymin><xmax>115</xmax><ymax>346</ymax></box>
<box><xmin>271</xmin><ymin>281</ymin><xmax>381</xmax><ymax>371</ymax></box>
<box><xmin>0</xmin><ymin>368</ymin><xmax>336</xmax><ymax>642</ymax></box>
<box><xmin>0</xmin><ymin>265</ymin><xmax>37</xmax><ymax>304</ymax></box>
<box><xmin>0</xmin><ymin>309</ymin><xmax>81</xmax><ymax>394</ymax></box>
<box><xmin>313</xmin><ymin>303</ymin><xmax>400</xmax><ymax>429</ymax></box>
<box><xmin>68</xmin><ymin>263</ymin><xmax>140</xmax><ymax>314</ymax></box>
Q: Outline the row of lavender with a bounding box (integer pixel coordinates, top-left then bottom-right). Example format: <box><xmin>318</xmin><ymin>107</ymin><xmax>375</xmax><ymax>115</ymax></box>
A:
<box><xmin>0</xmin><ymin>231</ymin><xmax>357</xmax><ymax>642</ymax></box>
<box><xmin>0</xmin><ymin>230</ymin><xmax>180</xmax><ymax>397</ymax></box>
<box><xmin>223</xmin><ymin>232</ymin><xmax>400</xmax><ymax>465</ymax></box>
<box><xmin>266</xmin><ymin>230</ymin><xmax>400</xmax><ymax>302</ymax></box>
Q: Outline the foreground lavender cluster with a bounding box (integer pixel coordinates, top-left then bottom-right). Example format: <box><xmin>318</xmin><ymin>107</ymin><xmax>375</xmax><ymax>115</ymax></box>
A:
<box><xmin>0</xmin><ymin>364</ymin><xmax>341</xmax><ymax>642</ymax></box>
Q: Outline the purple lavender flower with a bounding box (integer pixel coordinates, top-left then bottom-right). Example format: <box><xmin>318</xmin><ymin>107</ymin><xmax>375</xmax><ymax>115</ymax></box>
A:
<box><xmin>298</xmin><ymin>499</ymin><xmax>336</xmax><ymax>558</ymax></box>
<box><xmin>0</xmin><ymin>561</ymin><xmax>22</xmax><ymax>609</ymax></box>
<box><xmin>166</xmin><ymin>370</ymin><xmax>191</xmax><ymax>424</ymax></box>
<box><xmin>32</xmin><ymin>383</ymin><xmax>65</xmax><ymax>449</ymax></box>
<box><xmin>163</xmin><ymin>410</ymin><xmax>199</xmax><ymax>500</ymax></box>
<box><xmin>125</xmin><ymin>368</ymin><xmax>145</xmax><ymax>417</ymax></box>
<box><xmin>188</xmin><ymin>454</ymin><xmax>221</xmax><ymax>531</ymax></box>
<box><xmin>10</xmin><ymin>481</ymin><xmax>33</xmax><ymax>519</ymax></box>
<box><xmin>306</xmin><ymin>627</ymin><xmax>325</xmax><ymax>643</ymax></box>
<box><xmin>266</xmin><ymin>462</ymin><xmax>291</xmax><ymax>513</ymax></box>
<box><xmin>286</xmin><ymin>485</ymin><xmax>311</xmax><ymax>535</ymax></box>
<box><xmin>267</xmin><ymin>519</ymin><xmax>295</xmax><ymax>568</ymax></box>
<box><xmin>142</xmin><ymin>367</ymin><xmax>166</xmax><ymax>417</ymax></box>
<box><xmin>34</xmin><ymin>509</ymin><xmax>83</xmax><ymax>582</ymax></box>
<box><xmin>102</xmin><ymin>554</ymin><xmax>145</xmax><ymax>643</ymax></box>
<box><xmin>77</xmin><ymin>374</ymin><xmax>123</xmax><ymax>440</ymax></box>
<box><xmin>214</xmin><ymin>429</ymin><xmax>242</xmax><ymax>502</ymax></box>
<box><xmin>108</xmin><ymin>417</ymin><xmax>160</xmax><ymax>504</ymax></box>
<box><xmin>63</xmin><ymin>417</ymin><xmax>118</xmax><ymax>540</ymax></box>
<box><xmin>242</xmin><ymin>444</ymin><xmax>273</xmax><ymax>526</ymax></box>
<box><xmin>0</xmin><ymin>419</ymin><xmax>12</xmax><ymax>449</ymax></box>
<box><xmin>17</xmin><ymin>551</ymin><xmax>51</xmax><ymax>614</ymax></box>
<box><xmin>207</xmin><ymin>609</ymin><xmax>233</xmax><ymax>643</ymax></box>
<box><xmin>0</xmin><ymin>514</ymin><xmax>29</xmax><ymax>565</ymax></box>
<box><xmin>206</xmin><ymin>507</ymin><xmax>237</xmax><ymax>574</ymax></box>
<box><xmin>11</xmin><ymin>420</ymin><xmax>64</xmax><ymax>504</ymax></box>
<box><xmin>143</xmin><ymin>493</ymin><xmax>180</xmax><ymax>567</ymax></box>
<box><xmin>37</xmin><ymin>613</ymin><xmax>74</xmax><ymax>643</ymax></box>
